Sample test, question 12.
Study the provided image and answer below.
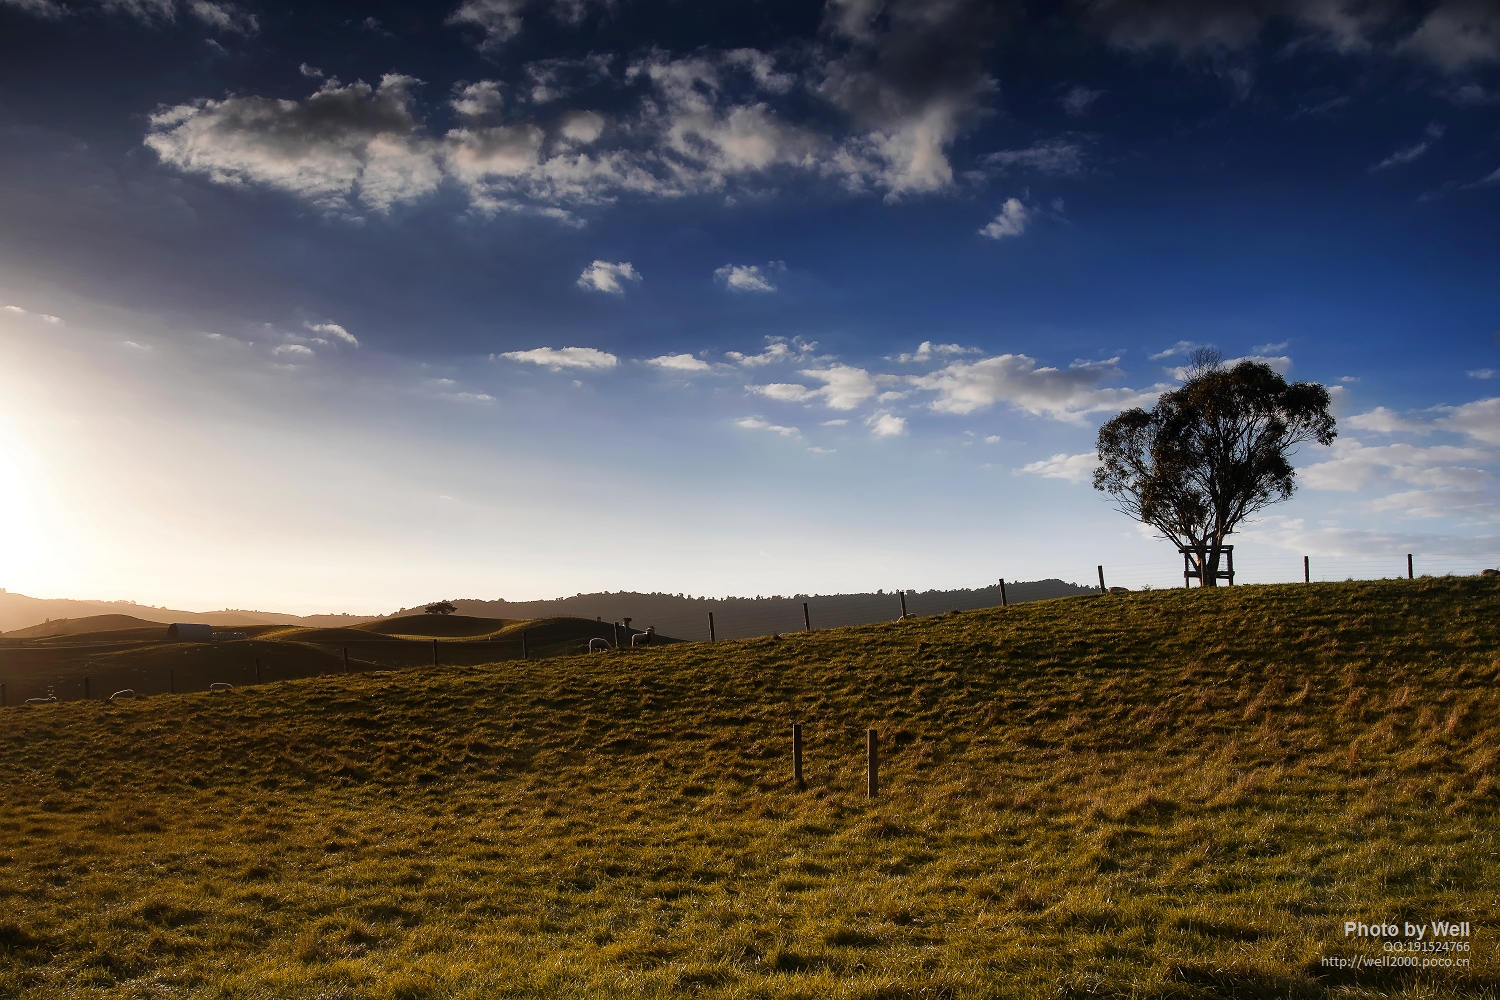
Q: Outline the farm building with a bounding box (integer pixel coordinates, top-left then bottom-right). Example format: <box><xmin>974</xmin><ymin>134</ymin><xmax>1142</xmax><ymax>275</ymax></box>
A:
<box><xmin>166</xmin><ymin>623</ymin><xmax>213</xmax><ymax>641</ymax></box>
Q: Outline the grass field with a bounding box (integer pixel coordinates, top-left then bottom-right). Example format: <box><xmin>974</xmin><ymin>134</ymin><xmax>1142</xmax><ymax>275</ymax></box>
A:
<box><xmin>0</xmin><ymin>578</ymin><xmax>1496</xmax><ymax>998</ymax></box>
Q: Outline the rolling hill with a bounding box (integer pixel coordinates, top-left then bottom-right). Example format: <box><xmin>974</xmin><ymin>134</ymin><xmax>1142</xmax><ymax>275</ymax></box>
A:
<box><xmin>0</xmin><ymin>577</ymin><xmax>1495</xmax><ymax>997</ymax></box>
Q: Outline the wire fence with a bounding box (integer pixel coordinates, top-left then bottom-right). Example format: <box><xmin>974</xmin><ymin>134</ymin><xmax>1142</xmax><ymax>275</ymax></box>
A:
<box><xmin>4</xmin><ymin>550</ymin><xmax>1498</xmax><ymax>705</ymax></box>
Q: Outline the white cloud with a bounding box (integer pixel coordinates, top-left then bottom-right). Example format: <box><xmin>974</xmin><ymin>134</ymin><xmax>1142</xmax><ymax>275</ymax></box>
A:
<box><xmin>1347</xmin><ymin>398</ymin><xmax>1500</xmax><ymax>446</ymax></box>
<box><xmin>576</xmin><ymin>261</ymin><xmax>641</xmax><ymax>293</ymax></box>
<box><xmin>451</xmin><ymin>81</ymin><xmax>505</xmax><ymax>120</ymax></box>
<box><xmin>648</xmin><ymin>353</ymin><xmax>712</xmax><ymax>372</ymax></box>
<box><xmin>979</xmin><ymin>198</ymin><xmax>1030</xmax><ymax>239</ymax></box>
<box><xmin>821</xmin><ymin>419</ymin><xmax>848</xmax><ymax>426</ymax></box>
<box><xmin>273</xmin><ymin>344</ymin><xmax>313</xmax><ymax>356</ymax></box>
<box><xmin>300</xmin><ymin>63</ymin><xmax>324</xmax><ymax>79</ymax></box>
<box><xmin>120</xmin><ymin>340</ymin><xmax>153</xmax><ymax>351</ymax></box>
<box><xmin>446</xmin><ymin>0</ymin><xmax>528</xmax><ymax>48</ymax></box>
<box><xmin>1368</xmin><ymin>489</ymin><xmax>1500</xmax><ymax>521</ymax></box>
<box><xmin>982</xmin><ymin>137</ymin><xmax>1087</xmax><ymax>176</ymax></box>
<box><xmin>447</xmin><ymin>392</ymin><xmax>495</xmax><ymax>403</ymax></box>
<box><xmin>147</xmin><ymin>2</ymin><xmax>1001</xmax><ymax>218</ymax></box>
<box><xmin>1251</xmin><ymin>340</ymin><xmax>1289</xmax><ymax>353</ymax></box>
<box><xmin>306</xmin><ymin>322</ymin><xmax>358</xmax><ymax>347</ymax></box>
<box><xmin>1435</xmin><ymin>397</ymin><xmax>1500</xmax><ymax>445</ymax></box>
<box><xmin>894</xmin><ymin>341</ymin><xmax>976</xmax><ymax>363</ymax></box>
<box><xmin>1398</xmin><ymin>1</ymin><xmax>1500</xmax><ymax>74</ymax></box>
<box><xmin>1016</xmin><ymin>451</ymin><xmax>1101</xmax><ymax>483</ymax></box>
<box><xmin>736</xmin><ymin>417</ymin><xmax>799</xmax><ymax>438</ymax></box>
<box><xmin>984</xmin><ymin>434</ymin><xmax>1001</xmax><ymax>444</ymax></box>
<box><xmin>714</xmin><ymin>262</ymin><xmax>783</xmax><ymax>292</ymax></box>
<box><xmin>1468</xmin><ymin>368</ymin><xmax>1494</xmax><ymax>379</ymax></box>
<box><xmin>748</xmin><ymin>364</ymin><xmax>879</xmax><ymax>411</ymax></box>
<box><xmin>145</xmin><ymin>75</ymin><xmax>442</xmax><ymax>214</ymax></box>
<box><xmin>1149</xmin><ymin>340</ymin><xmax>1201</xmax><ymax>360</ymax></box>
<box><xmin>497</xmin><ymin>346</ymin><xmax>618</xmax><ymax>369</ymax></box>
<box><xmin>1060</xmin><ymin>86</ymin><xmax>1102</xmax><ymax>116</ymax></box>
<box><xmin>909</xmin><ymin>353</ymin><xmax>1162</xmax><ymax>423</ymax></box>
<box><xmin>1301</xmin><ymin>439</ymin><xmax>1491</xmax><ymax>492</ymax></box>
<box><xmin>1369</xmin><ymin>140</ymin><xmax>1433</xmax><ymax>173</ymax></box>
<box><xmin>726</xmin><ymin>337</ymin><xmax>815</xmax><ymax>366</ymax></box>
<box><xmin>866</xmin><ymin>411</ymin><xmax>907</xmax><ymax>437</ymax></box>
<box><xmin>1347</xmin><ymin>406</ymin><xmax>1432</xmax><ymax>436</ymax></box>
<box><xmin>2</xmin><ymin>304</ymin><xmax>62</xmax><ymax>325</ymax></box>
<box><xmin>1165</xmin><ymin>353</ymin><xmax>1292</xmax><ymax>380</ymax></box>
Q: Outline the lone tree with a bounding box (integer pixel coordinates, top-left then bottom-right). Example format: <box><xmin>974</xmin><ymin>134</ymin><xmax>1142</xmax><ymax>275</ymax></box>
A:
<box><xmin>1093</xmin><ymin>350</ymin><xmax>1336</xmax><ymax>586</ymax></box>
<box><xmin>424</xmin><ymin>601</ymin><xmax>457</xmax><ymax>615</ymax></box>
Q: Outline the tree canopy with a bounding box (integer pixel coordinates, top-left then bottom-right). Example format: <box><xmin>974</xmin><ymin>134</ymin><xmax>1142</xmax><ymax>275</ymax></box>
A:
<box><xmin>424</xmin><ymin>602</ymin><xmax>458</xmax><ymax>615</ymax></box>
<box><xmin>1093</xmin><ymin>351</ymin><xmax>1336</xmax><ymax>586</ymax></box>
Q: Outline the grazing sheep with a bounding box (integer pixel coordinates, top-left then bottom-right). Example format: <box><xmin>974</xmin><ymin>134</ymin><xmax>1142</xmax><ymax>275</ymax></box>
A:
<box><xmin>630</xmin><ymin>626</ymin><xmax>657</xmax><ymax>647</ymax></box>
<box><xmin>24</xmin><ymin>696</ymin><xmax>58</xmax><ymax>706</ymax></box>
<box><xmin>209</xmin><ymin>682</ymin><xmax>234</xmax><ymax>693</ymax></box>
<box><xmin>897</xmin><ymin>614</ymin><xmax>915</xmax><ymax>621</ymax></box>
<box><xmin>588</xmin><ymin>637</ymin><xmax>612</xmax><ymax>653</ymax></box>
<box><xmin>109</xmin><ymin>689</ymin><xmax>136</xmax><ymax>701</ymax></box>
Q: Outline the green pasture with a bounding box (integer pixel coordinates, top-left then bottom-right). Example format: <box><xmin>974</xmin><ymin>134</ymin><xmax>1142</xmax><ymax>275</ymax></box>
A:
<box><xmin>0</xmin><ymin>578</ymin><xmax>1496</xmax><ymax>998</ymax></box>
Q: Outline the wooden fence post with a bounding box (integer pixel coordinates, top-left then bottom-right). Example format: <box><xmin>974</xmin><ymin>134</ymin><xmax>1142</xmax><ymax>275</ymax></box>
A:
<box><xmin>867</xmin><ymin>729</ymin><xmax>879</xmax><ymax>798</ymax></box>
<box><xmin>522</xmin><ymin>631</ymin><xmax>529</xmax><ymax>660</ymax></box>
<box><xmin>84</xmin><ymin>677</ymin><xmax>90</xmax><ymax>700</ymax></box>
<box><xmin>613</xmin><ymin>621</ymin><xmax>622</xmax><ymax>651</ymax></box>
<box><xmin>708</xmin><ymin>612</ymin><xmax>716</xmax><ymax>642</ymax></box>
<box><xmin>793</xmin><ymin>723</ymin><xmax>803</xmax><ymax>786</ymax></box>
<box><xmin>802</xmin><ymin>602</ymin><xmax>811</xmax><ymax>632</ymax></box>
<box><xmin>1</xmin><ymin>683</ymin><xmax>5</xmax><ymax>707</ymax></box>
<box><xmin>1304</xmin><ymin>556</ymin><xmax>1310</xmax><ymax>584</ymax></box>
<box><xmin>1407</xmin><ymin>553</ymin><xmax>1414</xmax><ymax>580</ymax></box>
<box><xmin>1097</xmin><ymin>566</ymin><xmax>1107</xmax><ymax>593</ymax></box>
<box><xmin>170</xmin><ymin>670</ymin><xmax>175</xmax><ymax>695</ymax></box>
<box><xmin>999</xmin><ymin>578</ymin><xmax>1007</xmax><ymax>607</ymax></box>
<box><xmin>255</xmin><ymin>658</ymin><xmax>261</xmax><ymax>684</ymax></box>
<box><xmin>343</xmin><ymin>647</ymin><xmax>349</xmax><ymax>673</ymax></box>
<box><xmin>898</xmin><ymin>592</ymin><xmax>907</xmax><ymax>618</ymax></box>
<box><xmin>432</xmin><ymin>638</ymin><xmax>438</xmax><ymax>667</ymax></box>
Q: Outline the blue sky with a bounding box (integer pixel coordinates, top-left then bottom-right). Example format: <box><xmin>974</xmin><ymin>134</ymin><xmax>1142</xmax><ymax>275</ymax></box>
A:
<box><xmin>0</xmin><ymin>0</ymin><xmax>1497</xmax><ymax>613</ymax></box>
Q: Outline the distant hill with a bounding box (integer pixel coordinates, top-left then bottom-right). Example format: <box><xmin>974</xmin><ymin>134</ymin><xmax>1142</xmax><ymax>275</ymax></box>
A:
<box><xmin>0</xmin><ymin>580</ymin><xmax>1097</xmax><ymax>640</ymax></box>
<box><xmin>2</xmin><ymin>614</ymin><xmax>168</xmax><ymax>639</ymax></box>
<box><xmin>0</xmin><ymin>591</ymin><xmax>382</xmax><ymax>635</ymax></box>
<box><xmin>429</xmin><ymin>579</ymin><xmax>1098</xmax><ymax>641</ymax></box>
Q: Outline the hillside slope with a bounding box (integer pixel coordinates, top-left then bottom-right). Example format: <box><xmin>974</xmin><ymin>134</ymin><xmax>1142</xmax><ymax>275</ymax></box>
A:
<box><xmin>0</xmin><ymin>579</ymin><xmax>1495</xmax><ymax>999</ymax></box>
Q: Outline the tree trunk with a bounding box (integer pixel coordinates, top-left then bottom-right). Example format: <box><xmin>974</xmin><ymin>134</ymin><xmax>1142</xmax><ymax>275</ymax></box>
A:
<box><xmin>1200</xmin><ymin>542</ymin><xmax>1224</xmax><ymax>587</ymax></box>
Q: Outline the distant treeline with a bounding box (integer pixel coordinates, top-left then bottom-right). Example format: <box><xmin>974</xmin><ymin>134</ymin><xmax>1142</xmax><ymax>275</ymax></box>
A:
<box><xmin>434</xmin><ymin>580</ymin><xmax>1097</xmax><ymax>641</ymax></box>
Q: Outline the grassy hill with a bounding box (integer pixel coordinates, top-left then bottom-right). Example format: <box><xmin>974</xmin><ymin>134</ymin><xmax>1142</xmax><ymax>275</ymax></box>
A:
<box><xmin>0</xmin><ymin>615</ymin><xmax>680</xmax><ymax>703</ymax></box>
<box><xmin>0</xmin><ymin>579</ymin><xmax>1495</xmax><ymax>998</ymax></box>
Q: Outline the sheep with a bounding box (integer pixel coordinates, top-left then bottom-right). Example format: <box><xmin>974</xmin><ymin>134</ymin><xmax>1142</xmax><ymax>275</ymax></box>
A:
<box><xmin>109</xmin><ymin>689</ymin><xmax>136</xmax><ymax>701</ymax></box>
<box><xmin>630</xmin><ymin>626</ymin><xmax>657</xmax><ymax>647</ymax></box>
<box><xmin>897</xmin><ymin>614</ymin><xmax>916</xmax><ymax>621</ymax></box>
<box><xmin>24</xmin><ymin>696</ymin><xmax>58</xmax><ymax>706</ymax></box>
<box><xmin>588</xmin><ymin>637</ymin><xmax>612</xmax><ymax>653</ymax></box>
<box><xmin>209</xmin><ymin>682</ymin><xmax>234</xmax><ymax>693</ymax></box>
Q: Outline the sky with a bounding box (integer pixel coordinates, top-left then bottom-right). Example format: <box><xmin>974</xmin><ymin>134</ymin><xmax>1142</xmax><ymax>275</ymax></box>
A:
<box><xmin>0</xmin><ymin>0</ymin><xmax>1498</xmax><ymax>614</ymax></box>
